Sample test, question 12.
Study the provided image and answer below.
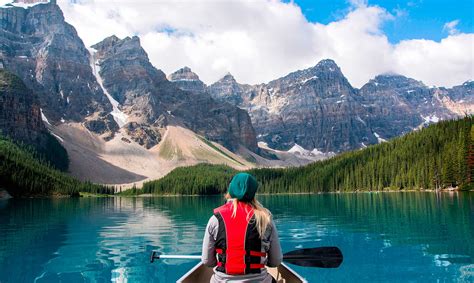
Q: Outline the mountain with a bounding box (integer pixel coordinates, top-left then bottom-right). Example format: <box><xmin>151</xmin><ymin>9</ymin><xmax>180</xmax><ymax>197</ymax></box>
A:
<box><xmin>358</xmin><ymin>74</ymin><xmax>456</xmax><ymax>140</ymax></box>
<box><xmin>0</xmin><ymin>69</ymin><xmax>68</xmax><ymax>169</ymax></box>
<box><xmin>0</xmin><ymin>1</ymin><xmax>266</xmax><ymax>185</ymax></box>
<box><xmin>208</xmin><ymin>73</ymin><xmax>255</xmax><ymax>106</ymax></box>
<box><xmin>167</xmin><ymin>66</ymin><xmax>337</xmax><ymax>164</ymax></box>
<box><xmin>207</xmin><ymin>59</ymin><xmax>378</xmax><ymax>152</ymax></box>
<box><xmin>176</xmin><ymin>60</ymin><xmax>473</xmax><ymax>153</ymax></box>
<box><xmin>0</xmin><ymin>0</ymin><xmax>112</xmax><ymax>127</ymax></box>
<box><xmin>445</xmin><ymin>80</ymin><xmax>473</xmax><ymax>104</ymax></box>
<box><xmin>90</xmin><ymin>35</ymin><xmax>257</xmax><ymax>152</ymax></box>
<box><xmin>0</xmin><ymin>0</ymin><xmax>258</xmax><ymax>152</ymax></box>
<box><xmin>167</xmin><ymin>66</ymin><xmax>206</xmax><ymax>94</ymax></box>
<box><xmin>439</xmin><ymin>80</ymin><xmax>474</xmax><ymax>116</ymax></box>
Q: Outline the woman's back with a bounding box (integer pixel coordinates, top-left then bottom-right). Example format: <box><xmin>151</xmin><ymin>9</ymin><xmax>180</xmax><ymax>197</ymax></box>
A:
<box><xmin>201</xmin><ymin>173</ymin><xmax>282</xmax><ymax>283</ymax></box>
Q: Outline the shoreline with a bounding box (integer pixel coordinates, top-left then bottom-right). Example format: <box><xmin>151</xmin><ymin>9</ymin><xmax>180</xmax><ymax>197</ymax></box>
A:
<box><xmin>113</xmin><ymin>188</ymin><xmax>472</xmax><ymax>198</ymax></box>
<box><xmin>2</xmin><ymin>187</ymin><xmax>472</xmax><ymax>199</ymax></box>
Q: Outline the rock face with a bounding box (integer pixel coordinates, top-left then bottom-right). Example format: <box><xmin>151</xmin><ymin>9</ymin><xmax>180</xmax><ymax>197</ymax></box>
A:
<box><xmin>92</xmin><ymin>36</ymin><xmax>258</xmax><ymax>152</ymax></box>
<box><xmin>358</xmin><ymin>75</ymin><xmax>474</xmax><ymax>139</ymax></box>
<box><xmin>0</xmin><ymin>69</ymin><xmax>68</xmax><ymax>169</ymax></box>
<box><xmin>0</xmin><ymin>69</ymin><xmax>44</xmax><ymax>144</ymax></box>
<box><xmin>0</xmin><ymin>1</ymin><xmax>112</xmax><ymax>125</ymax></box>
<box><xmin>167</xmin><ymin>67</ymin><xmax>206</xmax><ymax>94</ymax></box>
<box><xmin>358</xmin><ymin>74</ymin><xmax>454</xmax><ymax>139</ymax></box>
<box><xmin>441</xmin><ymin>81</ymin><xmax>474</xmax><ymax>116</ymax></box>
<box><xmin>209</xmin><ymin>73</ymin><xmax>255</xmax><ymax>106</ymax></box>
<box><xmin>446</xmin><ymin>81</ymin><xmax>473</xmax><ymax>103</ymax></box>
<box><xmin>207</xmin><ymin>60</ymin><xmax>377</xmax><ymax>152</ymax></box>
<box><xmin>180</xmin><ymin>59</ymin><xmax>473</xmax><ymax>153</ymax></box>
<box><xmin>0</xmin><ymin>3</ymin><xmax>258</xmax><ymax>154</ymax></box>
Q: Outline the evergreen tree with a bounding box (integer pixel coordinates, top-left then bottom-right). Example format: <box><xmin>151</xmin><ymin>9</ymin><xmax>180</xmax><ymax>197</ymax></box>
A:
<box><xmin>143</xmin><ymin>117</ymin><xmax>474</xmax><ymax>195</ymax></box>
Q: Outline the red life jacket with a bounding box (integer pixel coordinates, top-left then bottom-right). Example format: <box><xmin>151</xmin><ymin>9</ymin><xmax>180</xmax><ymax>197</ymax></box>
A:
<box><xmin>213</xmin><ymin>201</ymin><xmax>267</xmax><ymax>275</ymax></box>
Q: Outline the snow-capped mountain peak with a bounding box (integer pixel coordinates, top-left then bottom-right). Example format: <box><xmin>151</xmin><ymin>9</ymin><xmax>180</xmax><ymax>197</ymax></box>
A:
<box><xmin>1</xmin><ymin>0</ymin><xmax>52</xmax><ymax>9</ymax></box>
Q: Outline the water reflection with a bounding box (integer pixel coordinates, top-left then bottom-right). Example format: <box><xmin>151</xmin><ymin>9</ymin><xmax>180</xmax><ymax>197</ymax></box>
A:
<box><xmin>0</xmin><ymin>192</ymin><xmax>472</xmax><ymax>282</ymax></box>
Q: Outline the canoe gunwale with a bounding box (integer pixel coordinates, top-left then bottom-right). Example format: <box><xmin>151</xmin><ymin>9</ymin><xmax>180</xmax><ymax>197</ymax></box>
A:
<box><xmin>280</xmin><ymin>262</ymin><xmax>308</xmax><ymax>283</ymax></box>
<box><xmin>177</xmin><ymin>262</ymin><xmax>204</xmax><ymax>282</ymax></box>
<box><xmin>177</xmin><ymin>262</ymin><xmax>308</xmax><ymax>283</ymax></box>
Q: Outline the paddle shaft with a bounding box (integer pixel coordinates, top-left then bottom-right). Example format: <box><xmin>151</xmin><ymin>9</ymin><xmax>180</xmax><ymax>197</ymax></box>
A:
<box><xmin>155</xmin><ymin>254</ymin><xmax>201</xmax><ymax>260</ymax></box>
<box><xmin>150</xmin><ymin>246</ymin><xmax>343</xmax><ymax>268</ymax></box>
<box><xmin>152</xmin><ymin>254</ymin><xmax>335</xmax><ymax>261</ymax></box>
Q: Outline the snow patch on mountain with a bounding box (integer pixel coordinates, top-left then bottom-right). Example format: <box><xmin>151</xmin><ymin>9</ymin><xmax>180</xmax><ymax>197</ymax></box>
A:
<box><xmin>171</xmin><ymin>78</ymin><xmax>199</xmax><ymax>82</ymax></box>
<box><xmin>40</xmin><ymin>107</ymin><xmax>65</xmax><ymax>142</ymax></box>
<box><xmin>0</xmin><ymin>0</ymin><xmax>50</xmax><ymax>8</ymax></box>
<box><xmin>288</xmin><ymin>144</ymin><xmax>309</xmax><ymax>155</ymax></box>
<box><xmin>288</xmin><ymin>143</ymin><xmax>333</xmax><ymax>157</ymax></box>
<box><xmin>311</xmin><ymin>148</ymin><xmax>324</xmax><ymax>155</ymax></box>
<box><xmin>421</xmin><ymin>115</ymin><xmax>440</xmax><ymax>123</ymax></box>
<box><xmin>89</xmin><ymin>49</ymin><xmax>128</xmax><ymax>128</ymax></box>
<box><xmin>40</xmin><ymin>108</ymin><xmax>50</xmax><ymax>125</ymax></box>
<box><xmin>300</xmin><ymin>76</ymin><xmax>318</xmax><ymax>84</ymax></box>
<box><xmin>356</xmin><ymin>116</ymin><xmax>366</xmax><ymax>125</ymax></box>
<box><xmin>50</xmin><ymin>132</ymin><xmax>64</xmax><ymax>142</ymax></box>
<box><xmin>374</xmin><ymin>132</ymin><xmax>387</xmax><ymax>143</ymax></box>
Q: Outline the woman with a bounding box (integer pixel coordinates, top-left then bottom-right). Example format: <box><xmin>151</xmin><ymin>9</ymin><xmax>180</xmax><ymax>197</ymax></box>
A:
<box><xmin>202</xmin><ymin>173</ymin><xmax>283</xmax><ymax>283</ymax></box>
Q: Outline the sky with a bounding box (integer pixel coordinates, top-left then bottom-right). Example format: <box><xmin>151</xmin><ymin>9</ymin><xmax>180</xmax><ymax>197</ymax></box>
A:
<box><xmin>56</xmin><ymin>0</ymin><xmax>474</xmax><ymax>88</ymax></box>
<box><xmin>293</xmin><ymin>0</ymin><xmax>474</xmax><ymax>43</ymax></box>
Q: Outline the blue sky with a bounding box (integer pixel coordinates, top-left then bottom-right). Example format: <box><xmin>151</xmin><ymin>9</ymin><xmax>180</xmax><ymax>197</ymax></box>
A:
<box><xmin>293</xmin><ymin>0</ymin><xmax>474</xmax><ymax>43</ymax></box>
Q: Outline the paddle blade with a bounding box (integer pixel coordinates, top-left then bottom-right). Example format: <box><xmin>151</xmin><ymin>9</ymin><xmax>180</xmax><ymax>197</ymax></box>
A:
<box><xmin>283</xmin><ymin>246</ymin><xmax>343</xmax><ymax>268</ymax></box>
<box><xmin>150</xmin><ymin>251</ymin><xmax>160</xmax><ymax>263</ymax></box>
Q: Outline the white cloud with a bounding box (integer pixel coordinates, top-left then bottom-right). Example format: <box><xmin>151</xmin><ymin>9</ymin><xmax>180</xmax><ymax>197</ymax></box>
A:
<box><xmin>443</xmin><ymin>20</ymin><xmax>460</xmax><ymax>35</ymax></box>
<box><xmin>57</xmin><ymin>0</ymin><xmax>473</xmax><ymax>88</ymax></box>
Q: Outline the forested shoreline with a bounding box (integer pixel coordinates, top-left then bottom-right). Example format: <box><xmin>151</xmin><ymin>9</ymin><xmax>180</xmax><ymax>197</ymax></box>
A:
<box><xmin>1</xmin><ymin>117</ymin><xmax>472</xmax><ymax>198</ymax></box>
<box><xmin>0</xmin><ymin>136</ymin><xmax>113</xmax><ymax>197</ymax></box>
<box><xmin>140</xmin><ymin>117</ymin><xmax>474</xmax><ymax>195</ymax></box>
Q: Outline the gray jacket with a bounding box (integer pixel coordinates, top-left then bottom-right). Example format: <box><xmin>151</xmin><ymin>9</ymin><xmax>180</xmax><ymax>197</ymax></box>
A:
<box><xmin>202</xmin><ymin>214</ymin><xmax>283</xmax><ymax>282</ymax></box>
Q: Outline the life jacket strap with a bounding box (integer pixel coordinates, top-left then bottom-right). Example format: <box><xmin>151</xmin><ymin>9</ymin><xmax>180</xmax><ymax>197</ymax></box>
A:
<box><xmin>216</xmin><ymin>248</ymin><xmax>267</xmax><ymax>268</ymax></box>
<box><xmin>249</xmin><ymin>250</ymin><xmax>267</xmax><ymax>257</ymax></box>
<box><xmin>250</xmin><ymin>263</ymin><xmax>265</xmax><ymax>269</ymax></box>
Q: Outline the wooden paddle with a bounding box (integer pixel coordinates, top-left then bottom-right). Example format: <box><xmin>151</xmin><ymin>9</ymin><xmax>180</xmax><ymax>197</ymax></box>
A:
<box><xmin>150</xmin><ymin>246</ymin><xmax>343</xmax><ymax>268</ymax></box>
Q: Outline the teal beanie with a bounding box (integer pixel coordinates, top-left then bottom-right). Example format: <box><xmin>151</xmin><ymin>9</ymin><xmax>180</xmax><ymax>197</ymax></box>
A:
<box><xmin>228</xmin><ymin>173</ymin><xmax>258</xmax><ymax>202</ymax></box>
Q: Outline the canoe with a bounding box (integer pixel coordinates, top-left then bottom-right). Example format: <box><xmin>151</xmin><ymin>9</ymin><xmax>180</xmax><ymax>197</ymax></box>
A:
<box><xmin>177</xmin><ymin>263</ymin><xmax>308</xmax><ymax>283</ymax></box>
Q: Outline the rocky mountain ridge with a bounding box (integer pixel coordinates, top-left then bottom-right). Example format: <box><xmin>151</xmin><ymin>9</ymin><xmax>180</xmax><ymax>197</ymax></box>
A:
<box><xmin>0</xmin><ymin>0</ymin><xmax>265</xmax><ymax>185</ymax></box>
<box><xmin>0</xmin><ymin>0</ymin><xmax>111</xmax><ymax>125</ymax></box>
<box><xmin>91</xmin><ymin>35</ymin><xmax>258</xmax><ymax>151</ymax></box>
<box><xmin>167</xmin><ymin>66</ymin><xmax>206</xmax><ymax>94</ymax></box>
<box><xmin>0</xmin><ymin>0</ymin><xmax>258</xmax><ymax>153</ymax></box>
<box><xmin>170</xmin><ymin>61</ymin><xmax>472</xmax><ymax>153</ymax></box>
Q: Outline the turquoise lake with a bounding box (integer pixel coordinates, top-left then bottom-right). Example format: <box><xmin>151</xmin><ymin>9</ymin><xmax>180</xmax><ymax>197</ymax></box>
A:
<box><xmin>0</xmin><ymin>192</ymin><xmax>473</xmax><ymax>282</ymax></box>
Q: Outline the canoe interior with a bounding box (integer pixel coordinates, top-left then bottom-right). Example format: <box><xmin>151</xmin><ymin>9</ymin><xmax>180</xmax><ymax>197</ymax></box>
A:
<box><xmin>177</xmin><ymin>263</ymin><xmax>307</xmax><ymax>283</ymax></box>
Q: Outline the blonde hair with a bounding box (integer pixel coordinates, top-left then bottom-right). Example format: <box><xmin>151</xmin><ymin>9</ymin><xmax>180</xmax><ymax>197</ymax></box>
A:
<box><xmin>225</xmin><ymin>193</ymin><xmax>271</xmax><ymax>239</ymax></box>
